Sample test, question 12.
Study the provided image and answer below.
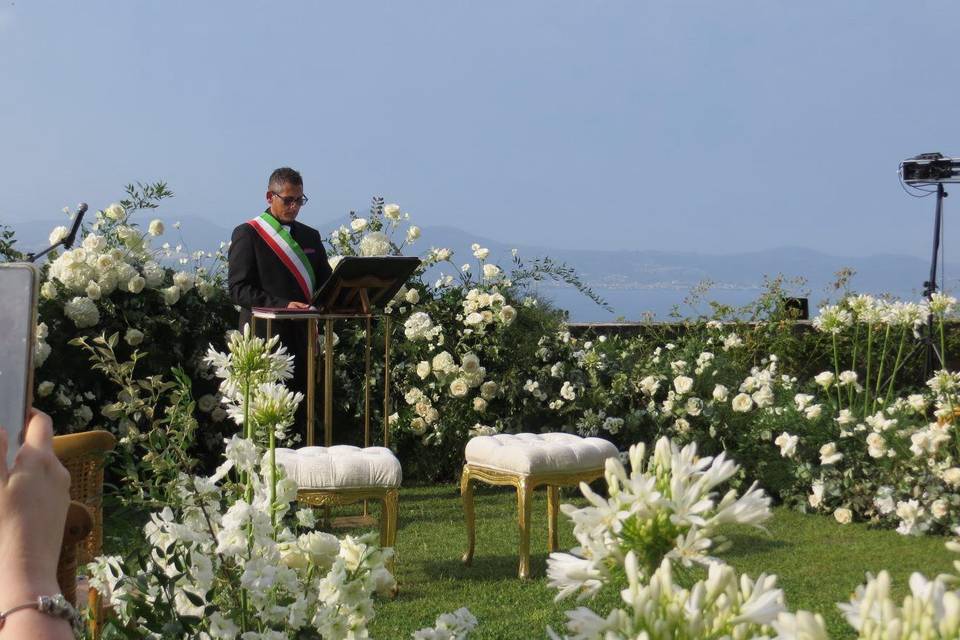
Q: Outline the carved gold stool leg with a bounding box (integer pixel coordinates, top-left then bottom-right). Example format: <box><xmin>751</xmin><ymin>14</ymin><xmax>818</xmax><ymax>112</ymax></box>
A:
<box><xmin>547</xmin><ymin>485</ymin><xmax>560</xmax><ymax>553</ymax></box>
<box><xmin>381</xmin><ymin>489</ymin><xmax>398</xmax><ymax>548</ymax></box>
<box><xmin>460</xmin><ymin>465</ymin><xmax>476</xmax><ymax>566</ymax></box>
<box><xmin>516</xmin><ymin>476</ymin><xmax>533</xmax><ymax>579</ymax></box>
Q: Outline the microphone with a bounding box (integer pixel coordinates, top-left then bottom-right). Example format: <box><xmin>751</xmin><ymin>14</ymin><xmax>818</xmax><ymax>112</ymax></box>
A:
<box><xmin>63</xmin><ymin>203</ymin><xmax>88</xmax><ymax>250</ymax></box>
<box><xmin>27</xmin><ymin>202</ymin><xmax>89</xmax><ymax>263</ymax></box>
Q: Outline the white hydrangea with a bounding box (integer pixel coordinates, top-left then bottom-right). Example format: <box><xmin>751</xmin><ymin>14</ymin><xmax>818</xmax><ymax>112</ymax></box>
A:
<box><xmin>64</xmin><ymin>296</ymin><xmax>100</xmax><ymax>328</ymax></box>
<box><xmin>359</xmin><ymin>231</ymin><xmax>390</xmax><ymax>256</ymax></box>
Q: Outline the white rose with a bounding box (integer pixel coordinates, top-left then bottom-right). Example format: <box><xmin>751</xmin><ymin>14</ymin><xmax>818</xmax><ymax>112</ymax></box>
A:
<box><xmin>406</xmin><ymin>226</ymin><xmax>421</xmax><ymax>242</ymax></box>
<box><xmin>804</xmin><ymin>404</ymin><xmax>822</xmax><ymax>420</ymax></box>
<box><xmin>499</xmin><ymin>305</ymin><xmax>516</xmax><ymax>325</ymax></box>
<box><xmin>148</xmin><ymin>219</ymin><xmax>164</xmax><ymax>236</ymax></box>
<box><xmin>774</xmin><ymin>432</ymin><xmax>798</xmax><ymax>458</ymax></box>
<box><xmin>173</xmin><ymin>271</ymin><xmax>194</xmax><ymax>292</ymax></box>
<box><xmin>819</xmin><ymin>442</ymin><xmax>843</xmax><ymax>465</ymax></box>
<box><xmin>449</xmin><ymin>378</ymin><xmax>469</xmax><ymax>398</ymax></box>
<box><xmin>751</xmin><ymin>385</ymin><xmax>774</xmax><ymax>408</ymax></box>
<box><xmin>85</xmin><ymin>281</ymin><xmax>102</xmax><ymax>301</ymax></box>
<box><xmin>461</xmin><ymin>353</ymin><xmax>481</xmax><ymax>374</ymax></box>
<box><xmin>163</xmin><ymin>285</ymin><xmax>181</xmax><ymax>305</ymax></box>
<box><xmin>480</xmin><ymin>381</ymin><xmax>498</xmax><ymax>400</ymax></box>
<box><xmin>685</xmin><ymin>397</ymin><xmax>702</xmax><ymax>416</ymax></box>
<box><xmin>639</xmin><ymin>376</ymin><xmax>660</xmax><ymax>396</ymax></box>
<box><xmin>712</xmin><ymin>384</ymin><xmax>729</xmax><ymax>402</ymax></box>
<box><xmin>931</xmin><ymin>499</ymin><xmax>949</xmax><ymax>519</ymax></box>
<box><xmin>838</xmin><ymin>370</ymin><xmax>858</xmax><ymax>386</ymax></box>
<box><xmin>103</xmin><ymin>203</ymin><xmax>125</xmax><ymax>220</ymax></box>
<box><xmin>143</xmin><ymin>261</ymin><xmax>165</xmax><ymax>287</ymax></box>
<box><xmin>473</xmin><ymin>397</ymin><xmax>487</xmax><ymax>412</ymax></box>
<box><xmin>482</xmin><ymin>263</ymin><xmax>500</xmax><ymax>279</ymax></box>
<box><xmin>410</xmin><ymin>417</ymin><xmax>427</xmax><ymax>435</ymax></box>
<box><xmin>124</xmin><ymin>328</ymin><xmax>144</xmax><ymax>346</ymax></box>
<box><xmin>808</xmin><ymin>481</ymin><xmax>825</xmax><ymax>508</ymax></box>
<box><xmin>350</xmin><ymin>218</ymin><xmax>368</xmax><ymax>232</ymax></box>
<box><xmin>834</xmin><ymin>507</ymin><xmax>852</xmax><ymax>524</ymax></box>
<box><xmin>473</xmin><ymin>246</ymin><xmax>490</xmax><ymax>260</ymax></box>
<box><xmin>127</xmin><ymin>275</ymin><xmax>146</xmax><ymax>294</ymax></box>
<box><xmin>36</xmin><ymin>381</ymin><xmax>55</xmax><ymax>397</ymax></box>
<box><xmin>673</xmin><ymin>376</ymin><xmax>694</xmax><ymax>395</ymax></box>
<box><xmin>40</xmin><ymin>281</ymin><xmax>58</xmax><ymax>299</ymax></box>
<box><xmin>814</xmin><ymin>371</ymin><xmax>835</xmax><ymax>388</ymax></box>
<box><xmin>197</xmin><ymin>394</ymin><xmax>217</xmax><ymax>413</ymax></box>
<box><xmin>731</xmin><ymin>393</ymin><xmax>753</xmax><ymax>413</ymax></box>
<box><xmin>405</xmin><ymin>288</ymin><xmax>420</xmax><ymax>304</ymax></box>
<box><xmin>383</xmin><ymin>203</ymin><xmax>402</xmax><ymax>221</ymax></box>
<box><xmin>941</xmin><ymin>467</ymin><xmax>960</xmax><ymax>487</ymax></box>
<box><xmin>416</xmin><ymin>361</ymin><xmax>431</xmax><ymax>380</ymax></box>
<box><xmin>48</xmin><ymin>226</ymin><xmax>69</xmax><ymax>246</ymax></box>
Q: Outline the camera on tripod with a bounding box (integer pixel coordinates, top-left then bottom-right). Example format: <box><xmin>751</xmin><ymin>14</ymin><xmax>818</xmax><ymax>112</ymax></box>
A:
<box><xmin>900</xmin><ymin>152</ymin><xmax>960</xmax><ymax>184</ymax></box>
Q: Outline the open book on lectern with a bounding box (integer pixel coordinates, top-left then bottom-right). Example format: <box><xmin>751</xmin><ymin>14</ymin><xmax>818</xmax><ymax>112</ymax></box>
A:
<box><xmin>311</xmin><ymin>256</ymin><xmax>421</xmax><ymax>315</ymax></box>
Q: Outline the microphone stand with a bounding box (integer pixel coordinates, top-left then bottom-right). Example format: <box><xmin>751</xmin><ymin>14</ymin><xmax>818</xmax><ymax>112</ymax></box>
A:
<box><xmin>26</xmin><ymin>203</ymin><xmax>88</xmax><ymax>263</ymax></box>
<box><xmin>922</xmin><ymin>184</ymin><xmax>947</xmax><ymax>377</ymax></box>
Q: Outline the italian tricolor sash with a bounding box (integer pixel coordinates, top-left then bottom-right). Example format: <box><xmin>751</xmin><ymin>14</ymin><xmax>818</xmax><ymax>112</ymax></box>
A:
<box><xmin>247</xmin><ymin>211</ymin><xmax>316</xmax><ymax>303</ymax></box>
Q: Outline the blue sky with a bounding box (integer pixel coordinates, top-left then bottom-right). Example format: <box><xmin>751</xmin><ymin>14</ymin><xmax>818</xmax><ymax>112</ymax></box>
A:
<box><xmin>1</xmin><ymin>1</ymin><xmax>959</xmax><ymax>258</ymax></box>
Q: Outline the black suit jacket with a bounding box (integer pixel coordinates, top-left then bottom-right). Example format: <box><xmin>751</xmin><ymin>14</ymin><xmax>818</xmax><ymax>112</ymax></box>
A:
<box><xmin>228</xmin><ymin>214</ymin><xmax>333</xmax><ymax>330</ymax></box>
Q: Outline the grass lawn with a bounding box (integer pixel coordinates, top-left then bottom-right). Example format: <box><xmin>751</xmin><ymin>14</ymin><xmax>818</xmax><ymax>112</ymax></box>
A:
<box><xmin>104</xmin><ymin>484</ymin><xmax>955</xmax><ymax>639</ymax></box>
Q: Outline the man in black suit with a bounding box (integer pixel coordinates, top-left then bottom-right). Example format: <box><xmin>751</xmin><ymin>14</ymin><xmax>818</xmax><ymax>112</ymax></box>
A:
<box><xmin>228</xmin><ymin>167</ymin><xmax>333</xmax><ymax>440</ymax></box>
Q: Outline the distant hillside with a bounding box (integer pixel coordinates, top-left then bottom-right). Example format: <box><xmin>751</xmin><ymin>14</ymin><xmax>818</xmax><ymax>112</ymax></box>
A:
<box><xmin>8</xmin><ymin>215</ymin><xmax>956</xmax><ymax>322</ymax></box>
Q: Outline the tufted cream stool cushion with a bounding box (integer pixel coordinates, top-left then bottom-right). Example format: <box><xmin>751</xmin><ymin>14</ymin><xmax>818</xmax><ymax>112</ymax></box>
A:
<box><xmin>275</xmin><ymin>446</ymin><xmax>402</xmax><ymax>490</ymax></box>
<box><xmin>464</xmin><ymin>432</ymin><xmax>619</xmax><ymax>475</ymax></box>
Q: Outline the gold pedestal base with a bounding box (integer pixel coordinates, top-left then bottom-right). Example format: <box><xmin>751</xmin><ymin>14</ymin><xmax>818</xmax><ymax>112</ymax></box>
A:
<box><xmin>460</xmin><ymin>463</ymin><xmax>605</xmax><ymax>579</ymax></box>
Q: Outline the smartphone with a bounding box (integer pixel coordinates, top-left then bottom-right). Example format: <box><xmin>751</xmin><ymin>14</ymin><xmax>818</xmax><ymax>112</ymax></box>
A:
<box><xmin>0</xmin><ymin>263</ymin><xmax>39</xmax><ymax>467</ymax></box>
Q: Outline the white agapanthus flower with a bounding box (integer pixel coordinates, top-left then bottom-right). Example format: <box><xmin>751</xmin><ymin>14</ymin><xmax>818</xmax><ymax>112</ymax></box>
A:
<box><xmin>547</xmin><ymin>436</ymin><xmax>771</xmax><ymax>602</ymax></box>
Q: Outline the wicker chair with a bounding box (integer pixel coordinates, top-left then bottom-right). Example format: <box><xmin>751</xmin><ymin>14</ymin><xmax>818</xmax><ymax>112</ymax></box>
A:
<box><xmin>54</xmin><ymin>430</ymin><xmax>115</xmax><ymax>639</ymax></box>
<box><xmin>53</xmin><ymin>430</ymin><xmax>116</xmax><ymax>565</ymax></box>
<box><xmin>57</xmin><ymin>501</ymin><xmax>94</xmax><ymax>605</ymax></box>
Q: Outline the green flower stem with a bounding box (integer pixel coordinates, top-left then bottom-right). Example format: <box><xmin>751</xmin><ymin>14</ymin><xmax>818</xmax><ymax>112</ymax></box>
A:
<box><xmin>269</xmin><ymin>428</ymin><xmax>277</xmax><ymax>532</ymax></box>
<box><xmin>885</xmin><ymin>327</ymin><xmax>908</xmax><ymax>405</ymax></box>
<box><xmin>939</xmin><ymin>315</ymin><xmax>947</xmax><ymax>369</ymax></box>
<box><xmin>832</xmin><ymin>334</ymin><xmax>843</xmax><ymax>408</ymax></box>
<box><xmin>849</xmin><ymin>323</ymin><xmax>860</xmax><ymax>407</ymax></box>
<box><xmin>863</xmin><ymin>323</ymin><xmax>874</xmax><ymax>419</ymax></box>
<box><xmin>242</xmin><ymin>378</ymin><xmax>252</xmax><ymax>632</ymax></box>
<box><xmin>872</xmin><ymin>324</ymin><xmax>891</xmax><ymax>414</ymax></box>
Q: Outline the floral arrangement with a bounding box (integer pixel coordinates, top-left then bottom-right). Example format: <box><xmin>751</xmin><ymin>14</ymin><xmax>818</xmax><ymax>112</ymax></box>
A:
<box><xmin>29</xmin><ymin>183</ymin><xmax>235</xmax><ymax>460</ymax></box>
<box><xmin>87</xmin><ymin>327</ymin><xmax>396</xmax><ymax>638</ymax></box>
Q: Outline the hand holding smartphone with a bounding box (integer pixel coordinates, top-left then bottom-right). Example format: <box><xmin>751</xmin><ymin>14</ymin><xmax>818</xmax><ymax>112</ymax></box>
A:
<box><xmin>0</xmin><ymin>263</ymin><xmax>39</xmax><ymax>467</ymax></box>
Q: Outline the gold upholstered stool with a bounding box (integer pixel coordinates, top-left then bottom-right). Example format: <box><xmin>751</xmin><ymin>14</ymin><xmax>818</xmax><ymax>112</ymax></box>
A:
<box><xmin>460</xmin><ymin>432</ymin><xmax>618</xmax><ymax>579</ymax></box>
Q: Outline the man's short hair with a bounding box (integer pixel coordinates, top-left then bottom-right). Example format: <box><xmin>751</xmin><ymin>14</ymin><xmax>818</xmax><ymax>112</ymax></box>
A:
<box><xmin>268</xmin><ymin>167</ymin><xmax>303</xmax><ymax>191</ymax></box>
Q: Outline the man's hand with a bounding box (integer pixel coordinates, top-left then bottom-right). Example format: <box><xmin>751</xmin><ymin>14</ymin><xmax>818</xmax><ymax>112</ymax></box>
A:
<box><xmin>286</xmin><ymin>301</ymin><xmax>312</xmax><ymax>309</ymax></box>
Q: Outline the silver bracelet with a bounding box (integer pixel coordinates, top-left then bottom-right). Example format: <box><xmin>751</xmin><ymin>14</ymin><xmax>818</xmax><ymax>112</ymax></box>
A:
<box><xmin>0</xmin><ymin>594</ymin><xmax>79</xmax><ymax>632</ymax></box>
